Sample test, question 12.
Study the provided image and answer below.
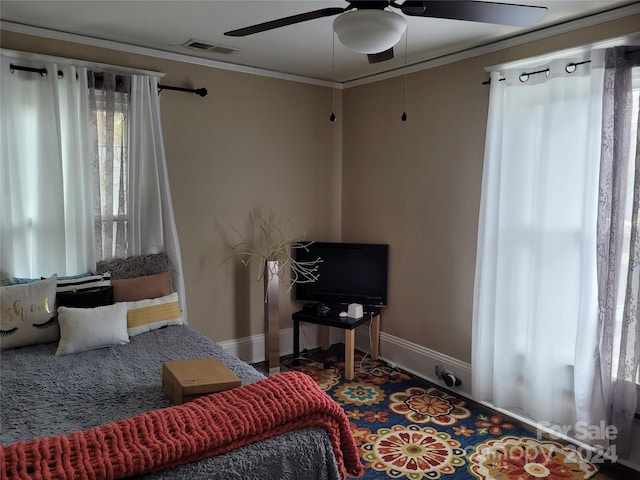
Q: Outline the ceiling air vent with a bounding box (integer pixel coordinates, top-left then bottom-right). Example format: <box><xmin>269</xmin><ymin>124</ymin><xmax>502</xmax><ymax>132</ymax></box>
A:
<box><xmin>182</xmin><ymin>39</ymin><xmax>237</xmax><ymax>55</ymax></box>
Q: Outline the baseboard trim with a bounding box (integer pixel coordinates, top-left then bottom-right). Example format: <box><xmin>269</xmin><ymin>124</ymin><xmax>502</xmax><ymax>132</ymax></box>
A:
<box><xmin>217</xmin><ymin>333</ymin><xmax>264</xmax><ymax>364</ymax></box>
<box><xmin>218</xmin><ymin>324</ymin><xmax>325</xmax><ymax>365</ymax></box>
<box><xmin>377</xmin><ymin>331</ymin><xmax>472</xmax><ymax>397</ymax></box>
<box><xmin>219</xmin><ymin>327</ymin><xmax>472</xmax><ymax>398</ymax></box>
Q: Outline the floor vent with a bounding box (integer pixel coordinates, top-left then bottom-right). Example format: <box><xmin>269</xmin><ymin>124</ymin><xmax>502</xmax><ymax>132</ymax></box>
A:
<box><xmin>182</xmin><ymin>39</ymin><xmax>237</xmax><ymax>55</ymax></box>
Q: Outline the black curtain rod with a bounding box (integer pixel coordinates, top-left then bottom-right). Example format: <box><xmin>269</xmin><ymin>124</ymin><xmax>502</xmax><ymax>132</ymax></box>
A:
<box><xmin>482</xmin><ymin>60</ymin><xmax>591</xmax><ymax>85</ymax></box>
<box><xmin>157</xmin><ymin>84</ymin><xmax>207</xmax><ymax>97</ymax></box>
<box><xmin>482</xmin><ymin>47</ymin><xmax>640</xmax><ymax>85</ymax></box>
<box><xmin>10</xmin><ymin>63</ymin><xmax>63</xmax><ymax>77</ymax></box>
<box><xmin>9</xmin><ymin>63</ymin><xmax>207</xmax><ymax>98</ymax></box>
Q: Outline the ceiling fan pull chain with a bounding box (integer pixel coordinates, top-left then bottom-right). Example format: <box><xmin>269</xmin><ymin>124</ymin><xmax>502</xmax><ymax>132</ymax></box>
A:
<box><xmin>401</xmin><ymin>26</ymin><xmax>408</xmax><ymax>122</ymax></box>
<box><xmin>330</xmin><ymin>32</ymin><xmax>337</xmax><ymax>123</ymax></box>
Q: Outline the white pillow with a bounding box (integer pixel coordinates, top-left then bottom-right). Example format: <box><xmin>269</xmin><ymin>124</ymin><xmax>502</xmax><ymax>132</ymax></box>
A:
<box><xmin>0</xmin><ymin>275</ymin><xmax>58</xmax><ymax>351</ymax></box>
<box><xmin>56</xmin><ymin>303</ymin><xmax>129</xmax><ymax>356</ymax></box>
<box><xmin>126</xmin><ymin>292</ymin><xmax>183</xmax><ymax>336</ymax></box>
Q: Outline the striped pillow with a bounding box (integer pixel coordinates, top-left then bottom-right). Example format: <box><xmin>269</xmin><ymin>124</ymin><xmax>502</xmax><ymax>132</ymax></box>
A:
<box><xmin>56</xmin><ymin>273</ymin><xmax>111</xmax><ymax>293</ymax></box>
<box><xmin>125</xmin><ymin>292</ymin><xmax>183</xmax><ymax>337</ymax></box>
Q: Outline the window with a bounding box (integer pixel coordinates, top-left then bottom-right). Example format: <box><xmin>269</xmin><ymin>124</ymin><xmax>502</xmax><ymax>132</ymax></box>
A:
<box><xmin>89</xmin><ymin>73</ymin><xmax>130</xmax><ymax>261</ymax></box>
<box><xmin>1</xmin><ymin>56</ymin><xmax>185</xmax><ymax>320</ymax></box>
<box><xmin>0</xmin><ymin>62</ymin><xmax>96</xmax><ymax>276</ymax></box>
<box><xmin>474</xmin><ymin>49</ymin><xmax>640</xmax><ymax>445</ymax></box>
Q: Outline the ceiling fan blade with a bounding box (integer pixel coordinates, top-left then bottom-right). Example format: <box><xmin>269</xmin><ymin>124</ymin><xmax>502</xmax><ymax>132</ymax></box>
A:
<box><xmin>224</xmin><ymin>7</ymin><xmax>347</xmax><ymax>36</ymax></box>
<box><xmin>367</xmin><ymin>48</ymin><xmax>395</xmax><ymax>64</ymax></box>
<box><xmin>401</xmin><ymin>1</ymin><xmax>547</xmax><ymax>27</ymax></box>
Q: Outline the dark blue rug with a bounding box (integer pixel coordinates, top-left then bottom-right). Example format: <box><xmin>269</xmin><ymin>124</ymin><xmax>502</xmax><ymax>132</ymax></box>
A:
<box><xmin>290</xmin><ymin>353</ymin><xmax>600</xmax><ymax>480</ymax></box>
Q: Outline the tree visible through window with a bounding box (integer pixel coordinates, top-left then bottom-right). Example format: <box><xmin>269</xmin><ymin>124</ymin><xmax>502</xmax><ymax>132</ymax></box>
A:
<box><xmin>89</xmin><ymin>72</ymin><xmax>130</xmax><ymax>261</ymax></box>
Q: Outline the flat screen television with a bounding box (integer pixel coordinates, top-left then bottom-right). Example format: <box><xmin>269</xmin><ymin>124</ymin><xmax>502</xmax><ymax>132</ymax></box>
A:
<box><xmin>294</xmin><ymin>241</ymin><xmax>388</xmax><ymax>308</ymax></box>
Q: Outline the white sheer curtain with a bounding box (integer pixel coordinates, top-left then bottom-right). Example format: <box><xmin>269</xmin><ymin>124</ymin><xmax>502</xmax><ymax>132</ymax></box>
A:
<box><xmin>472</xmin><ymin>52</ymin><xmax>608</xmax><ymax>443</ymax></box>
<box><xmin>597</xmin><ymin>47</ymin><xmax>640</xmax><ymax>458</ymax></box>
<box><xmin>1</xmin><ymin>53</ymin><xmax>187</xmax><ymax>322</ymax></box>
<box><xmin>128</xmin><ymin>74</ymin><xmax>187</xmax><ymax>321</ymax></box>
<box><xmin>88</xmin><ymin>71</ymin><xmax>129</xmax><ymax>260</ymax></box>
<box><xmin>0</xmin><ymin>56</ymin><xmax>95</xmax><ymax>277</ymax></box>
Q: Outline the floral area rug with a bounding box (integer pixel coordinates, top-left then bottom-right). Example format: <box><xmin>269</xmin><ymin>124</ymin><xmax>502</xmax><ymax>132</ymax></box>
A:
<box><xmin>288</xmin><ymin>353</ymin><xmax>599</xmax><ymax>480</ymax></box>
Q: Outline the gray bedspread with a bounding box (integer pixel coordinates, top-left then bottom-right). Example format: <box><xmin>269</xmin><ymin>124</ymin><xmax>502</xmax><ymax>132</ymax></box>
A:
<box><xmin>0</xmin><ymin>325</ymin><xmax>341</xmax><ymax>480</ymax></box>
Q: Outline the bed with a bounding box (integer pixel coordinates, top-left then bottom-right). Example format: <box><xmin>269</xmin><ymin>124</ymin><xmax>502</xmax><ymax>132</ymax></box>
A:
<box><xmin>1</xmin><ymin>323</ymin><xmax>366</xmax><ymax>480</ymax></box>
<box><xmin>0</xmin><ymin>257</ymin><xmax>362</xmax><ymax>480</ymax></box>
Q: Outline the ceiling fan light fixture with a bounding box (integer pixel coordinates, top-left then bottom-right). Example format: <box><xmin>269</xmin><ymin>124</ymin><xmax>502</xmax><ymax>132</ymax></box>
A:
<box><xmin>333</xmin><ymin>9</ymin><xmax>407</xmax><ymax>55</ymax></box>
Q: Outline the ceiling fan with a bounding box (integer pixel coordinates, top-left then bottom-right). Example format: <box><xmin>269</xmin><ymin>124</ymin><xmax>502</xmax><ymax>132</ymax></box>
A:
<box><xmin>224</xmin><ymin>1</ymin><xmax>548</xmax><ymax>64</ymax></box>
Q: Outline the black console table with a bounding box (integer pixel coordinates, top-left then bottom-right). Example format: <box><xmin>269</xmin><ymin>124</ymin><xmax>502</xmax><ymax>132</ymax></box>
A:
<box><xmin>292</xmin><ymin>307</ymin><xmax>380</xmax><ymax>380</ymax></box>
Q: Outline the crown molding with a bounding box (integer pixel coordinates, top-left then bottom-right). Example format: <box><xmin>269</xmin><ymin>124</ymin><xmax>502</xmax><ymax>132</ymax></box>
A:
<box><xmin>342</xmin><ymin>2</ymin><xmax>640</xmax><ymax>88</ymax></box>
<box><xmin>2</xmin><ymin>1</ymin><xmax>639</xmax><ymax>90</ymax></box>
<box><xmin>0</xmin><ymin>20</ymin><xmax>339</xmax><ymax>89</ymax></box>
<box><xmin>0</xmin><ymin>47</ymin><xmax>165</xmax><ymax>78</ymax></box>
<box><xmin>484</xmin><ymin>31</ymin><xmax>640</xmax><ymax>72</ymax></box>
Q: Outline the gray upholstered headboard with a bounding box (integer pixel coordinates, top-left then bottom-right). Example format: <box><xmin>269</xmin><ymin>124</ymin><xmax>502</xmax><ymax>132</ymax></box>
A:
<box><xmin>95</xmin><ymin>253</ymin><xmax>171</xmax><ymax>280</ymax></box>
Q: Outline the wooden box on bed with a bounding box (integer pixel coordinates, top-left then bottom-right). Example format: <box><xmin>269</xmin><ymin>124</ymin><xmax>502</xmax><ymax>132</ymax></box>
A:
<box><xmin>162</xmin><ymin>357</ymin><xmax>241</xmax><ymax>404</ymax></box>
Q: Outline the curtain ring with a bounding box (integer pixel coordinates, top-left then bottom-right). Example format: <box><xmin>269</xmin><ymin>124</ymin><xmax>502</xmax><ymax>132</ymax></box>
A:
<box><xmin>565</xmin><ymin>63</ymin><xmax>577</xmax><ymax>73</ymax></box>
<box><xmin>519</xmin><ymin>73</ymin><xmax>529</xmax><ymax>82</ymax></box>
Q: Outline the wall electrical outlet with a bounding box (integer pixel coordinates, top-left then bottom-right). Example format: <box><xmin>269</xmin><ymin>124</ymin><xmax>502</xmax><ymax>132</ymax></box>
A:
<box><xmin>435</xmin><ymin>365</ymin><xmax>461</xmax><ymax>387</ymax></box>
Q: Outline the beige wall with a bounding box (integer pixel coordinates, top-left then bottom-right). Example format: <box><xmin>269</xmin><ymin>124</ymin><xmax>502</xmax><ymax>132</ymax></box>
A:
<box><xmin>342</xmin><ymin>14</ymin><xmax>640</xmax><ymax>363</ymax></box>
<box><xmin>1</xmin><ymin>31</ymin><xmax>343</xmax><ymax>343</ymax></box>
<box><xmin>2</xmin><ymin>12</ymin><xmax>639</xmax><ymax>360</ymax></box>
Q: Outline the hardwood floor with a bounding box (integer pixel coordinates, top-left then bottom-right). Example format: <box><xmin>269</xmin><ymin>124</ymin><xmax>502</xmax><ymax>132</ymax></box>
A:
<box><xmin>593</xmin><ymin>463</ymin><xmax>640</xmax><ymax>479</ymax></box>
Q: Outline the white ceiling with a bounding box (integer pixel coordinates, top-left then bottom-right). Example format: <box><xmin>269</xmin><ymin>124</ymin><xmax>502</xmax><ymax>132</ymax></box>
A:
<box><xmin>1</xmin><ymin>0</ymin><xmax>639</xmax><ymax>83</ymax></box>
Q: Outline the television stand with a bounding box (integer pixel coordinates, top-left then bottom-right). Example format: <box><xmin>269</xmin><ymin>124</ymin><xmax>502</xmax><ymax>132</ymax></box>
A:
<box><xmin>292</xmin><ymin>308</ymin><xmax>380</xmax><ymax>380</ymax></box>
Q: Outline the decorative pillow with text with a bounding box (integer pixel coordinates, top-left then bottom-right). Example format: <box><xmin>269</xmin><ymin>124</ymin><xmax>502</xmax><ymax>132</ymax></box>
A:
<box><xmin>0</xmin><ymin>275</ymin><xmax>58</xmax><ymax>350</ymax></box>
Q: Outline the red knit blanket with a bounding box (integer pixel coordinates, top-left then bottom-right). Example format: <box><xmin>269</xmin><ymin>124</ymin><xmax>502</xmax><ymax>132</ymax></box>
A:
<box><xmin>1</xmin><ymin>371</ymin><xmax>363</xmax><ymax>480</ymax></box>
